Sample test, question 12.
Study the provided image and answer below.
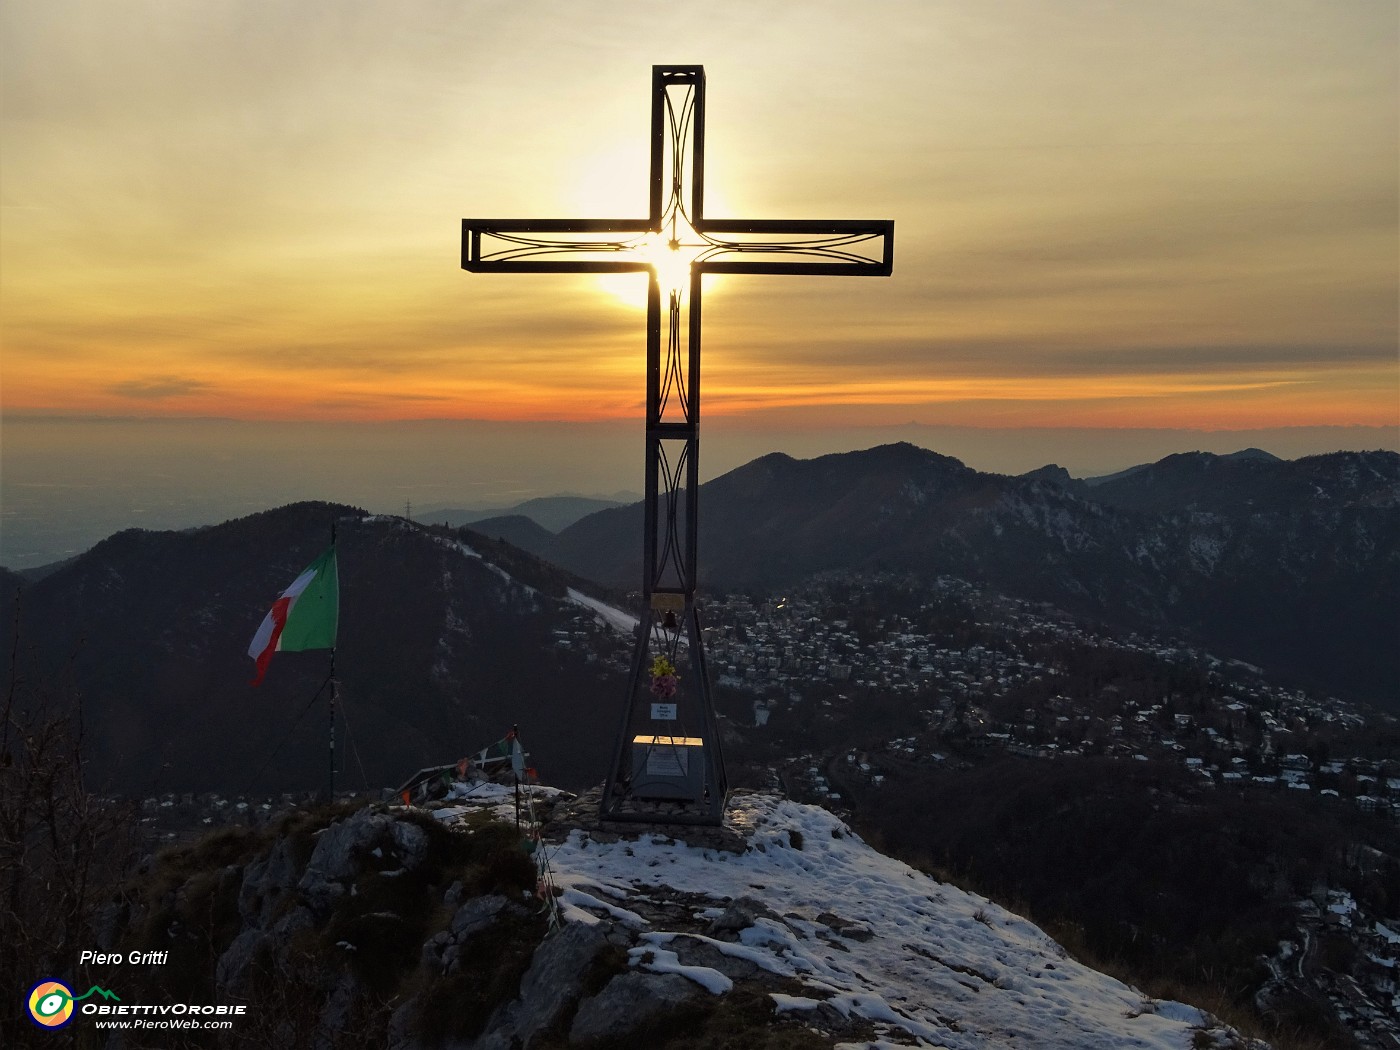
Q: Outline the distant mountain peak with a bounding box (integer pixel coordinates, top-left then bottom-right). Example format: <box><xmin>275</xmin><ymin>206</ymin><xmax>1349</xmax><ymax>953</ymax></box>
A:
<box><xmin>750</xmin><ymin>450</ymin><xmax>799</xmax><ymax>467</ymax></box>
<box><xmin>855</xmin><ymin>441</ymin><xmax>966</xmax><ymax>467</ymax></box>
<box><xmin>1020</xmin><ymin>464</ymin><xmax>1076</xmax><ymax>486</ymax></box>
<box><xmin>1085</xmin><ymin>448</ymin><xmax>1283</xmax><ymax>486</ymax></box>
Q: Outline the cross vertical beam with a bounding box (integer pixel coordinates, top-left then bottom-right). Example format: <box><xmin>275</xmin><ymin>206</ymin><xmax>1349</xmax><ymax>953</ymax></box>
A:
<box><xmin>461</xmin><ymin>66</ymin><xmax>893</xmax><ymax>825</ymax></box>
<box><xmin>630</xmin><ymin>70</ymin><xmax>718</xmax><ymax>823</ymax></box>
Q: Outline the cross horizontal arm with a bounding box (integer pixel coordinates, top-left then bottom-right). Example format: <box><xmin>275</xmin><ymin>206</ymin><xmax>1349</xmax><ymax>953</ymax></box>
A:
<box><xmin>693</xmin><ymin>218</ymin><xmax>893</xmax><ymax>276</ymax></box>
<box><xmin>463</xmin><ymin>218</ymin><xmax>657</xmax><ymax>273</ymax></box>
<box><xmin>463</xmin><ymin>217</ymin><xmax>893</xmax><ymax>276</ymax></box>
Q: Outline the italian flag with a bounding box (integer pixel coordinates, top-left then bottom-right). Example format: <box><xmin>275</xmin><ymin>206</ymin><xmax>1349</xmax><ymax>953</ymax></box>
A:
<box><xmin>248</xmin><ymin>545</ymin><xmax>339</xmax><ymax>685</ymax></box>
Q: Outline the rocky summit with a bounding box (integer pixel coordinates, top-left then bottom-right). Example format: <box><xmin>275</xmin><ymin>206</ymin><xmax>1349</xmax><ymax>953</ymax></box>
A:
<box><xmin>87</xmin><ymin>787</ymin><xmax>1267</xmax><ymax>1049</ymax></box>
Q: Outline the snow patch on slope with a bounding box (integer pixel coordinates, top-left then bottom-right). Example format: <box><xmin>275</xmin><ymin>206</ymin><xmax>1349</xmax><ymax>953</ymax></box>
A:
<box><xmin>440</xmin><ymin>538</ymin><xmax>532</xmax><ymax>593</ymax></box>
<box><xmin>541</xmin><ymin>793</ymin><xmax>1222</xmax><ymax>1049</ymax></box>
<box><xmin>567</xmin><ymin>587</ymin><xmax>639</xmax><ymax>636</ymax></box>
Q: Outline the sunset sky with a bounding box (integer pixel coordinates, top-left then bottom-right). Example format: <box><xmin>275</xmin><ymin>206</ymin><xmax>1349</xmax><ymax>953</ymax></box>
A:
<box><xmin>3</xmin><ymin>0</ymin><xmax>1396</xmax><ymax>431</ymax></box>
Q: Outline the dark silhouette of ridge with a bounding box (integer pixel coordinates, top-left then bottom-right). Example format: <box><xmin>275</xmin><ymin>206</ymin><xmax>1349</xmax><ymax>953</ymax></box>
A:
<box><xmin>2</xmin><ymin>502</ymin><xmax>624</xmax><ymax>796</ymax></box>
<box><xmin>546</xmin><ymin>444</ymin><xmax>1399</xmax><ymax>704</ymax></box>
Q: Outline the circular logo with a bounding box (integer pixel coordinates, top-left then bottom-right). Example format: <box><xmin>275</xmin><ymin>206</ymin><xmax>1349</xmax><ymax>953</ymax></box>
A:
<box><xmin>27</xmin><ymin>980</ymin><xmax>75</xmax><ymax>1029</ymax></box>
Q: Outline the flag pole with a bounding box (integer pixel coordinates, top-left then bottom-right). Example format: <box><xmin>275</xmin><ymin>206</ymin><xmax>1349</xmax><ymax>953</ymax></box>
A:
<box><xmin>328</xmin><ymin>520</ymin><xmax>338</xmax><ymax>802</ymax></box>
<box><xmin>329</xmin><ymin>647</ymin><xmax>337</xmax><ymax>802</ymax></box>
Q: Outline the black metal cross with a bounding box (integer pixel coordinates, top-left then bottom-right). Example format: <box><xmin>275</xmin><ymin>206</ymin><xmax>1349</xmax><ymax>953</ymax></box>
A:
<box><xmin>461</xmin><ymin>65</ymin><xmax>893</xmax><ymax>825</ymax></box>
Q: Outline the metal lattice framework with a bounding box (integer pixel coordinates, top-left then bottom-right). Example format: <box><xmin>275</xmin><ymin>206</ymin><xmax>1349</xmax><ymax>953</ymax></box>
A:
<box><xmin>461</xmin><ymin>66</ymin><xmax>893</xmax><ymax>825</ymax></box>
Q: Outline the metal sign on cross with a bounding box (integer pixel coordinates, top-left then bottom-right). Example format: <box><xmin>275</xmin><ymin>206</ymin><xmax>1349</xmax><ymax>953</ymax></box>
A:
<box><xmin>461</xmin><ymin>65</ymin><xmax>893</xmax><ymax>825</ymax></box>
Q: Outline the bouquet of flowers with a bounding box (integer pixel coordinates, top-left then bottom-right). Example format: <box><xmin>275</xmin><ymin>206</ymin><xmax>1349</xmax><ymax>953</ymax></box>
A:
<box><xmin>650</xmin><ymin>654</ymin><xmax>679</xmax><ymax>698</ymax></box>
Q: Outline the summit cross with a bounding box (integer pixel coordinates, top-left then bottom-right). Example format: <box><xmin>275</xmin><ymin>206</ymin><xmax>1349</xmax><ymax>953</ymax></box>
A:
<box><xmin>461</xmin><ymin>65</ymin><xmax>893</xmax><ymax>825</ymax></box>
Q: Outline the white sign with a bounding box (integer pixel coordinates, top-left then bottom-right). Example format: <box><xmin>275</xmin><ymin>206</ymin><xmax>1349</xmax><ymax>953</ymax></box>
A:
<box><xmin>650</xmin><ymin>703</ymin><xmax>677</xmax><ymax>721</ymax></box>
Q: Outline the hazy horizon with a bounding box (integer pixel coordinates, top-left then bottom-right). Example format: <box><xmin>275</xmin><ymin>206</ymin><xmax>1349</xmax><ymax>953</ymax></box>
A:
<box><xmin>2</xmin><ymin>415</ymin><xmax>1393</xmax><ymax>571</ymax></box>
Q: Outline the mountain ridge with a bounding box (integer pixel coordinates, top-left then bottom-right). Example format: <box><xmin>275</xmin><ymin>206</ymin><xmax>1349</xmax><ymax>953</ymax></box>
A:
<box><xmin>543</xmin><ymin>444</ymin><xmax>1399</xmax><ymax>703</ymax></box>
<box><xmin>5</xmin><ymin>442</ymin><xmax>1396</xmax><ymax>803</ymax></box>
<box><xmin>418</xmin><ymin>495</ymin><xmax>632</xmax><ymax>533</ymax></box>
<box><xmin>2</xmin><ymin>502</ymin><xmax>632</xmax><ymax>796</ymax></box>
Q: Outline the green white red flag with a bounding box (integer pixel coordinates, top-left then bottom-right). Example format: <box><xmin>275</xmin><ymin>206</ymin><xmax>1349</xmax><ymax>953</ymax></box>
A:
<box><xmin>248</xmin><ymin>545</ymin><xmax>339</xmax><ymax>685</ymax></box>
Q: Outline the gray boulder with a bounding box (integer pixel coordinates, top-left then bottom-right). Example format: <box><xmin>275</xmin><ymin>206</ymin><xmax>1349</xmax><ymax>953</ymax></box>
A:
<box><xmin>817</xmin><ymin>910</ymin><xmax>873</xmax><ymax>941</ymax></box>
<box><xmin>706</xmin><ymin>895</ymin><xmax>776</xmax><ymax>938</ymax></box>
<box><xmin>216</xmin><ymin>927</ymin><xmax>273</xmax><ymax>997</ymax></box>
<box><xmin>384</xmin><ymin>999</ymin><xmax>420</xmax><ymax>1050</ymax></box>
<box><xmin>239</xmin><ymin>836</ymin><xmax>299</xmax><ymax>928</ymax></box>
<box><xmin>481</xmin><ymin>921</ymin><xmax>608</xmax><ymax>1048</ymax></box>
<box><xmin>298</xmin><ymin>810</ymin><xmax>392</xmax><ymax>913</ymax></box>
<box><xmin>451</xmin><ymin>894</ymin><xmax>514</xmax><ymax>939</ymax></box>
<box><xmin>390</xmin><ymin>819</ymin><xmax>430</xmax><ymax>871</ymax></box>
<box><xmin>673</xmin><ymin>938</ymin><xmax>761</xmax><ymax>981</ymax></box>
<box><xmin>569</xmin><ymin>971</ymin><xmax>698</xmax><ymax>1044</ymax></box>
<box><xmin>313</xmin><ymin>972</ymin><xmax>357</xmax><ymax>1050</ymax></box>
<box><xmin>421</xmin><ymin>894</ymin><xmax>521</xmax><ymax>974</ymax></box>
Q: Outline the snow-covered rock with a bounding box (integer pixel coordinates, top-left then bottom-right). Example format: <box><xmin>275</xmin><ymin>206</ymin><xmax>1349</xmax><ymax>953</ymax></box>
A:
<box><xmin>193</xmin><ymin>787</ymin><xmax>1264</xmax><ymax>1049</ymax></box>
<box><xmin>525</xmin><ymin>789</ymin><xmax>1255</xmax><ymax>1049</ymax></box>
